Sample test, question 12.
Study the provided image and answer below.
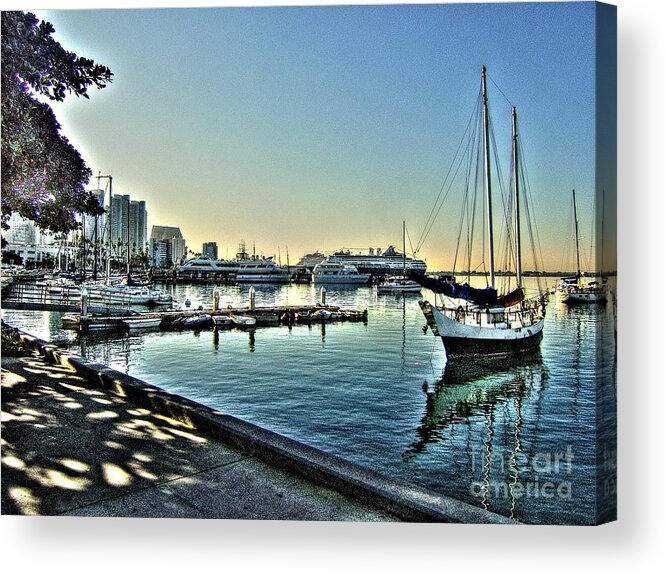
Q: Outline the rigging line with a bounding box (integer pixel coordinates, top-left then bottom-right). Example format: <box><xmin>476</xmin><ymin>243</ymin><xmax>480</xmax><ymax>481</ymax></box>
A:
<box><xmin>520</xmin><ymin>163</ymin><xmax>544</xmax><ymax>293</ymax></box>
<box><xmin>455</xmin><ymin>107</ymin><xmax>481</xmax><ymax>274</ymax></box>
<box><xmin>560</xmin><ymin>192</ymin><xmax>574</xmax><ymax>274</ymax></box>
<box><xmin>453</xmin><ymin>153</ymin><xmax>472</xmax><ymax>274</ymax></box>
<box><xmin>489</xmin><ymin>73</ymin><xmax>514</xmax><ymax>108</ymax></box>
<box><xmin>469</xmin><ymin>126</ymin><xmax>483</xmax><ymax>278</ymax></box>
<box><xmin>418</xmin><ymin>125</ymin><xmax>476</xmax><ymax>255</ymax></box>
<box><xmin>459</xmin><ymin>109</ymin><xmax>483</xmax><ymax>277</ymax></box>
<box><xmin>499</xmin><ymin>176</ymin><xmax>515</xmax><ymax>292</ymax></box>
<box><xmin>416</xmin><ymin>94</ymin><xmax>481</xmax><ymax>253</ymax></box>
<box><xmin>518</xmin><ymin>138</ymin><xmax>547</xmax><ymax>274</ymax></box>
<box><xmin>405</xmin><ymin>225</ymin><xmax>416</xmax><ymax>258</ymax></box>
<box><xmin>417</xmin><ymin>94</ymin><xmax>481</xmax><ymax>252</ymax></box>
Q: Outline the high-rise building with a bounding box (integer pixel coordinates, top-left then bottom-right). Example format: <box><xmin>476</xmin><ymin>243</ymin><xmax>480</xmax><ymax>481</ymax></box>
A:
<box><xmin>129</xmin><ymin>200</ymin><xmax>147</xmax><ymax>253</ymax></box>
<box><xmin>149</xmin><ymin>225</ymin><xmax>187</xmax><ymax>267</ymax></box>
<box><xmin>5</xmin><ymin>213</ymin><xmax>36</xmax><ymax>245</ymax></box>
<box><xmin>202</xmin><ymin>242</ymin><xmax>218</xmax><ymax>259</ymax></box>
<box><xmin>110</xmin><ymin>194</ymin><xmax>130</xmax><ymax>245</ymax></box>
<box><xmin>83</xmin><ymin>189</ymin><xmax>105</xmax><ymax>242</ymax></box>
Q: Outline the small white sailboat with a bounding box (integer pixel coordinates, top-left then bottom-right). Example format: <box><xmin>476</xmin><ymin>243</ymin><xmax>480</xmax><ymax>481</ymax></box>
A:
<box><xmin>377</xmin><ymin>221</ymin><xmax>422</xmax><ymax>294</ymax></box>
<box><xmin>415</xmin><ymin>66</ymin><xmax>547</xmax><ymax>359</ymax></box>
<box><xmin>557</xmin><ymin>189</ymin><xmax>608</xmax><ymax>304</ymax></box>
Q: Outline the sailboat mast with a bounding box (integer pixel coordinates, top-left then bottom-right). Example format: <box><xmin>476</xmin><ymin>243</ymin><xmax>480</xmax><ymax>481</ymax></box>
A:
<box><xmin>572</xmin><ymin>189</ymin><xmax>581</xmax><ymax>278</ymax></box>
<box><xmin>601</xmin><ymin>189</ymin><xmax>605</xmax><ymax>276</ymax></box>
<box><xmin>481</xmin><ymin>65</ymin><xmax>496</xmax><ymax>289</ymax></box>
<box><xmin>512</xmin><ymin>107</ymin><xmax>522</xmax><ymax>288</ymax></box>
<box><xmin>402</xmin><ymin>220</ymin><xmax>406</xmax><ymax>274</ymax></box>
<box><xmin>106</xmin><ymin>176</ymin><xmax>113</xmax><ymax>284</ymax></box>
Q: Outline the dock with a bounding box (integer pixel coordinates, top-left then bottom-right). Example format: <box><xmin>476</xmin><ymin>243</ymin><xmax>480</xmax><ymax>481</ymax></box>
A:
<box><xmin>62</xmin><ymin>304</ymin><xmax>368</xmax><ymax>333</ymax></box>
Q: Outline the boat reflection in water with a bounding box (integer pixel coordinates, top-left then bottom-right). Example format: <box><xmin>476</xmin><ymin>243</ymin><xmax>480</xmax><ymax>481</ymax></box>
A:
<box><xmin>404</xmin><ymin>352</ymin><xmax>549</xmax><ymax>522</ymax></box>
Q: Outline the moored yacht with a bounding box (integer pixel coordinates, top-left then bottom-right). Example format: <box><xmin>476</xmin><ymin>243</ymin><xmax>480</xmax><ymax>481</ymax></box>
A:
<box><xmin>556</xmin><ymin>190</ymin><xmax>608</xmax><ymax>304</ymax></box>
<box><xmin>235</xmin><ymin>259</ymin><xmax>291</xmax><ymax>283</ymax></box>
<box><xmin>312</xmin><ymin>260</ymin><xmax>371</xmax><ymax>284</ymax></box>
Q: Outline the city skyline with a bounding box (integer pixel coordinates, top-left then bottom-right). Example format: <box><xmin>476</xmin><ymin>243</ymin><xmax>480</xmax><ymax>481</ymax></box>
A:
<box><xmin>25</xmin><ymin>1</ymin><xmax>616</xmax><ymax>273</ymax></box>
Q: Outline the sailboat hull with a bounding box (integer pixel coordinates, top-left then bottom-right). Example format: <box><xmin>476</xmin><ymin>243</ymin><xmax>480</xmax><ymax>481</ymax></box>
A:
<box><xmin>559</xmin><ymin>290</ymin><xmax>607</xmax><ymax>304</ymax></box>
<box><xmin>420</xmin><ymin>300</ymin><xmax>544</xmax><ymax>358</ymax></box>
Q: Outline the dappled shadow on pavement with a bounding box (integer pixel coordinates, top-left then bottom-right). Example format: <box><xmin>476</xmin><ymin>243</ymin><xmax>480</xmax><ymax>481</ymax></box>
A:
<box><xmin>1</xmin><ymin>351</ymin><xmax>244</xmax><ymax>516</ymax></box>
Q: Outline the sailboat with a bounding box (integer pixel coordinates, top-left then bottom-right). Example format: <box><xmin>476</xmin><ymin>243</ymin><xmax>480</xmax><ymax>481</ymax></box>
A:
<box><xmin>414</xmin><ymin>66</ymin><xmax>547</xmax><ymax>359</ymax></box>
<box><xmin>377</xmin><ymin>221</ymin><xmax>422</xmax><ymax>293</ymax></box>
<box><xmin>557</xmin><ymin>189</ymin><xmax>607</xmax><ymax>304</ymax></box>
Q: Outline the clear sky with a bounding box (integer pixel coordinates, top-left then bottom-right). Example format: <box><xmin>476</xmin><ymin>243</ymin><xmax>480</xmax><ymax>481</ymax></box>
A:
<box><xmin>28</xmin><ymin>1</ymin><xmax>616</xmax><ymax>272</ymax></box>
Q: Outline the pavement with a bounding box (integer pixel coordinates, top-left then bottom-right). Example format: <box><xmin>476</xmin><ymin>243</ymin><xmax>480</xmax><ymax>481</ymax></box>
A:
<box><xmin>1</xmin><ymin>351</ymin><xmax>394</xmax><ymax>520</ymax></box>
<box><xmin>1</xmin><ymin>331</ymin><xmax>516</xmax><ymax>523</ymax></box>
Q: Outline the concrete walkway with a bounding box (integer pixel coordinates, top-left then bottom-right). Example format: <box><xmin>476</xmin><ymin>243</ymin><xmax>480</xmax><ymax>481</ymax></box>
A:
<box><xmin>1</xmin><ymin>352</ymin><xmax>394</xmax><ymax>520</ymax></box>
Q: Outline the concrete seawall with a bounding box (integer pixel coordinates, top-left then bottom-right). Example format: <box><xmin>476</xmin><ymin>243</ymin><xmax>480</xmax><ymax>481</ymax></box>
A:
<box><xmin>6</xmin><ymin>328</ymin><xmax>517</xmax><ymax>524</ymax></box>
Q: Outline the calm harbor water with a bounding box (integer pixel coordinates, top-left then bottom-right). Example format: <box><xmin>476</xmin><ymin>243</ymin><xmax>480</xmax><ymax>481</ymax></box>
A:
<box><xmin>2</xmin><ymin>278</ymin><xmax>616</xmax><ymax>524</ymax></box>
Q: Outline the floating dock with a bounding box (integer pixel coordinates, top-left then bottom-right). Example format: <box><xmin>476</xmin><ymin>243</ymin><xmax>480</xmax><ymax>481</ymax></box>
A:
<box><xmin>62</xmin><ymin>304</ymin><xmax>368</xmax><ymax>333</ymax></box>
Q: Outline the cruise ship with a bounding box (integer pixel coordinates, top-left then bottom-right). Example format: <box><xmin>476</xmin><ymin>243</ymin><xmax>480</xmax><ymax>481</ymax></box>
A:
<box><xmin>325</xmin><ymin>246</ymin><xmax>427</xmax><ymax>276</ymax></box>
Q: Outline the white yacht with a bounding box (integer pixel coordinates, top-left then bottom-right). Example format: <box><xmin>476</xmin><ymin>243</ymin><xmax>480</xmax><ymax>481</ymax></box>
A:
<box><xmin>377</xmin><ymin>276</ymin><xmax>422</xmax><ymax>294</ymax></box>
<box><xmin>235</xmin><ymin>259</ymin><xmax>291</xmax><ymax>283</ymax></box>
<box><xmin>556</xmin><ymin>190</ymin><xmax>608</xmax><ymax>304</ymax></box>
<box><xmin>176</xmin><ymin>256</ymin><xmax>243</xmax><ymax>274</ymax></box>
<box><xmin>312</xmin><ymin>260</ymin><xmax>371</xmax><ymax>284</ymax></box>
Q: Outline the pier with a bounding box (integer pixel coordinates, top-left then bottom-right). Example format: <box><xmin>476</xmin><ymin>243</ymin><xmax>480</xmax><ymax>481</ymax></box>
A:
<box><xmin>2</xmin><ymin>280</ymin><xmax>368</xmax><ymax>333</ymax></box>
<box><xmin>63</xmin><ymin>304</ymin><xmax>368</xmax><ymax>334</ymax></box>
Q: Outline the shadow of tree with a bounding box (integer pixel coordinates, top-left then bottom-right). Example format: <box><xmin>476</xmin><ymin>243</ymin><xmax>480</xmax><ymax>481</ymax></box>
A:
<box><xmin>1</xmin><ymin>351</ymin><xmax>245</xmax><ymax>516</ymax></box>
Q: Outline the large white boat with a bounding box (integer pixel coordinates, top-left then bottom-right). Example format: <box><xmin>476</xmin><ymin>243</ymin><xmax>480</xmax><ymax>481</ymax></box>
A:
<box><xmin>85</xmin><ymin>284</ymin><xmax>173</xmax><ymax>306</ymax></box>
<box><xmin>38</xmin><ymin>277</ymin><xmax>172</xmax><ymax>306</ymax></box>
<box><xmin>235</xmin><ymin>259</ymin><xmax>291</xmax><ymax>283</ymax></box>
<box><xmin>415</xmin><ymin>66</ymin><xmax>547</xmax><ymax>359</ymax></box>
<box><xmin>176</xmin><ymin>256</ymin><xmax>244</xmax><ymax>274</ymax></box>
<box><xmin>557</xmin><ymin>189</ymin><xmax>608</xmax><ymax>304</ymax></box>
<box><xmin>312</xmin><ymin>260</ymin><xmax>371</xmax><ymax>284</ymax></box>
<box><xmin>177</xmin><ymin>241</ymin><xmax>291</xmax><ymax>283</ymax></box>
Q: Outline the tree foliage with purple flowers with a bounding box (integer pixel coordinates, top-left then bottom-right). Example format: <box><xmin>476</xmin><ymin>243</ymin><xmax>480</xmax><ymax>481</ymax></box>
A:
<box><xmin>1</xmin><ymin>11</ymin><xmax>113</xmax><ymax>233</ymax></box>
